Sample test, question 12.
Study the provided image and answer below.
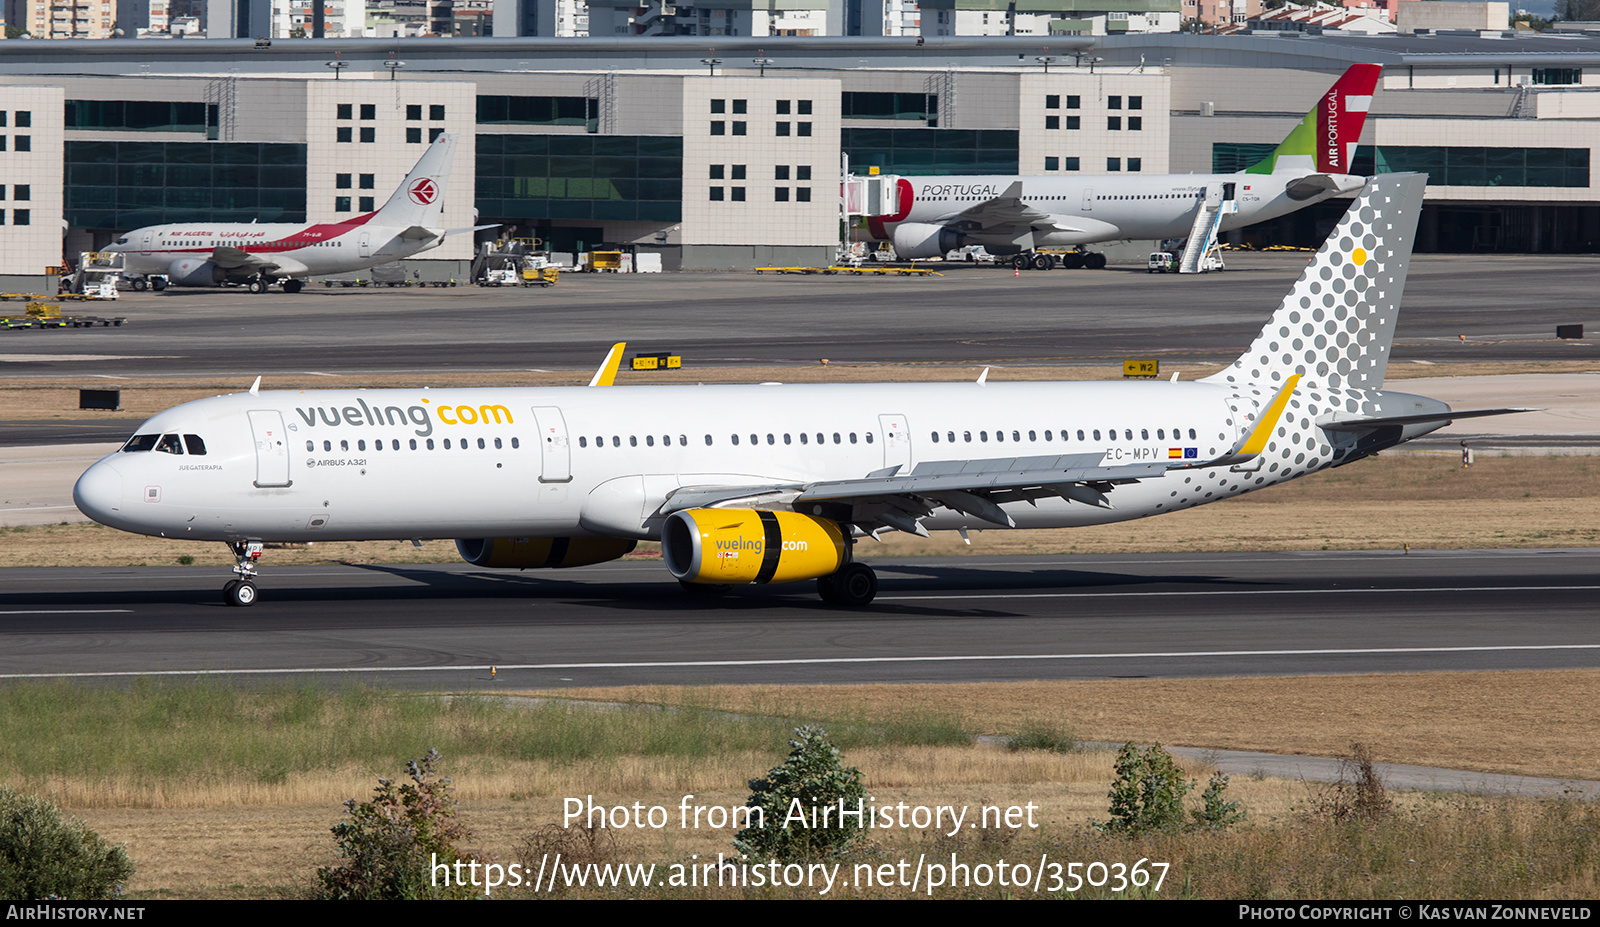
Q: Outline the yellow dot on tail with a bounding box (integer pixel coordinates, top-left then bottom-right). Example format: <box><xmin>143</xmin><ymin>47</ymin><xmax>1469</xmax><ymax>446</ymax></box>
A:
<box><xmin>1352</xmin><ymin>247</ymin><xmax>1368</xmax><ymax>265</ymax></box>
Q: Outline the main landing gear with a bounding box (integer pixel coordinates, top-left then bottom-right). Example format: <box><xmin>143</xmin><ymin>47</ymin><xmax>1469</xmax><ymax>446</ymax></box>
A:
<box><xmin>1010</xmin><ymin>250</ymin><xmax>1107</xmax><ymax>271</ymax></box>
<box><xmin>223</xmin><ymin>540</ymin><xmax>263</xmax><ymax>607</ymax></box>
<box><xmin>817</xmin><ymin>562</ymin><xmax>878</xmax><ymax>607</ymax></box>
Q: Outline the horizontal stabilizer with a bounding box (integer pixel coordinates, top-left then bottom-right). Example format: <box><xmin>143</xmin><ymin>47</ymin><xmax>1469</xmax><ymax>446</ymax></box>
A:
<box><xmin>1320</xmin><ymin>407</ymin><xmax>1538</xmax><ymax>432</ymax></box>
<box><xmin>399</xmin><ymin>226</ymin><xmax>442</xmax><ymax>242</ymax></box>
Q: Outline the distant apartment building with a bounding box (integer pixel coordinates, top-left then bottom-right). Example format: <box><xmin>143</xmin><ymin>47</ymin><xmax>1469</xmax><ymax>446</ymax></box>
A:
<box><xmin>920</xmin><ymin>0</ymin><xmax>1179</xmax><ymax>37</ymax></box>
<box><xmin>5</xmin><ymin>0</ymin><xmax>119</xmax><ymax>37</ymax></box>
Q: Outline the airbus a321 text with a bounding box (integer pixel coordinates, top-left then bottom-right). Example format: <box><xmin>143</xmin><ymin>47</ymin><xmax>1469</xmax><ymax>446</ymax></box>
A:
<box><xmin>76</xmin><ymin>174</ymin><xmax>1524</xmax><ymax>608</ymax></box>
<box><xmin>102</xmin><ymin>133</ymin><xmax>468</xmax><ymax>294</ymax></box>
<box><xmin>876</xmin><ymin>64</ymin><xmax>1382</xmax><ymax>268</ymax></box>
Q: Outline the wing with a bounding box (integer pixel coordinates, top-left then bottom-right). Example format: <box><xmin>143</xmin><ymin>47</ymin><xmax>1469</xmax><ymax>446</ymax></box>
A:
<box><xmin>933</xmin><ymin>182</ymin><xmax>1119</xmax><ymax>244</ymax></box>
<box><xmin>660</xmin><ymin>377</ymin><xmax>1302</xmax><ymax>537</ymax></box>
<box><xmin>210</xmin><ymin>246</ymin><xmax>309</xmax><ymax>277</ymax></box>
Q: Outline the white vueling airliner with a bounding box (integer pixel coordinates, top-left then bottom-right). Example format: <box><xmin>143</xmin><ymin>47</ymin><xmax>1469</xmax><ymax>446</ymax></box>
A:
<box><xmin>102</xmin><ymin>133</ymin><xmax>464</xmax><ymax>293</ymax></box>
<box><xmin>75</xmin><ymin>174</ymin><xmax>1522</xmax><ymax>607</ymax></box>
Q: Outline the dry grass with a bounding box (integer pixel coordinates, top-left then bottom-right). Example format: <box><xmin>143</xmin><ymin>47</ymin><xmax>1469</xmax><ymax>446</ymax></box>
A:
<box><xmin>528</xmin><ymin>670</ymin><xmax>1600</xmax><ymax>782</ymax></box>
<box><xmin>3</xmin><ymin>359</ymin><xmax>1593</xmax><ymax>423</ymax></box>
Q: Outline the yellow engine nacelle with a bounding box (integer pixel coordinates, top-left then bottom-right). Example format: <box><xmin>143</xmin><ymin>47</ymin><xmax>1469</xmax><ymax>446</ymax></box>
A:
<box><xmin>456</xmin><ymin>536</ymin><xmax>637</xmax><ymax>569</ymax></box>
<box><xmin>662</xmin><ymin>509</ymin><xmax>847</xmax><ymax>585</ymax></box>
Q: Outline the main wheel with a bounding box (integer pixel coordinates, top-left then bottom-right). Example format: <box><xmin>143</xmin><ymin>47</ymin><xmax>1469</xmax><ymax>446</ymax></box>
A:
<box><xmin>816</xmin><ymin>573</ymin><xmax>841</xmax><ymax>605</ymax></box>
<box><xmin>283</xmin><ymin>279</ymin><xmax>303</xmax><ymax>294</ymax></box>
<box><xmin>1032</xmin><ymin>253</ymin><xmax>1052</xmax><ymax>271</ymax></box>
<box><xmin>151</xmin><ymin>277</ymin><xmax>167</xmax><ymax>291</ymax></box>
<box><xmin>1012</xmin><ymin>255</ymin><xmax>1030</xmax><ymax>271</ymax></box>
<box><xmin>1087</xmin><ymin>253</ymin><xmax>1108</xmax><ymax>269</ymax></box>
<box><xmin>132</xmin><ymin>279</ymin><xmax>148</xmax><ymax>291</ymax></box>
<box><xmin>1063</xmin><ymin>253</ymin><xmax>1085</xmax><ymax>269</ymax></box>
<box><xmin>831</xmin><ymin>563</ymin><xmax>878</xmax><ymax>607</ymax></box>
<box><xmin>248</xmin><ymin>279</ymin><xmax>266</xmax><ymax>294</ymax></box>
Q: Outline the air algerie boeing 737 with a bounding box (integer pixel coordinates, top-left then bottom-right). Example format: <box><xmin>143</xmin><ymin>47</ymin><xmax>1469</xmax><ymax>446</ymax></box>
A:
<box><xmin>103</xmin><ymin>133</ymin><xmax>465</xmax><ymax>293</ymax></box>
<box><xmin>75</xmin><ymin>174</ymin><xmax>1526</xmax><ymax>608</ymax></box>
<box><xmin>874</xmin><ymin>64</ymin><xmax>1382</xmax><ymax>268</ymax></box>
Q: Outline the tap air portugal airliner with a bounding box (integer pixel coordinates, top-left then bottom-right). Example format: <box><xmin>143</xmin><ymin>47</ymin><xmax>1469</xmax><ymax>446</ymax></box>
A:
<box><xmin>875</xmin><ymin>64</ymin><xmax>1381</xmax><ymax>267</ymax></box>
<box><xmin>75</xmin><ymin>174</ymin><xmax>1525</xmax><ymax>608</ymax></box>
<box><xmin>103</xmin><ymin>133</ymin><xmax>469</xmax><ymax>293</ymax></box>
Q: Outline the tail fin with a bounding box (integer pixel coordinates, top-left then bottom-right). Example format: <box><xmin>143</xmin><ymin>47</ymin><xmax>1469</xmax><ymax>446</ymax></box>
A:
<box><xmin>1245</xmin><ymin>64</ymin><xmax>1380</xmax><ymax>176</ymax></box>
<box><xmin>1203</xmin><ymin>173</ymin><xmax>1424</xmax><ymax>392</ymax></box>
<box><xmin>371</xmin><ymin>132</ymin><xmax>458</xmax><ymax>227</ymax></box>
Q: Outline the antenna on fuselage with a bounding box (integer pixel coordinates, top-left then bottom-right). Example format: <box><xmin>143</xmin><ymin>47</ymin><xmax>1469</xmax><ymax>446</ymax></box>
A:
<box><xmin>248</xmin><ymin>376</ymin><xmax>261</xmax><ymax>395</ymax></box>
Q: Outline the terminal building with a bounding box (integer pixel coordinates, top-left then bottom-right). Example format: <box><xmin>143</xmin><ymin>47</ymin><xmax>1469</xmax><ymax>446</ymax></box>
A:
<box><xmin>0</xmin><ymin>31</ymin><xmax>1597</xmax><ymax>288</ymax></box>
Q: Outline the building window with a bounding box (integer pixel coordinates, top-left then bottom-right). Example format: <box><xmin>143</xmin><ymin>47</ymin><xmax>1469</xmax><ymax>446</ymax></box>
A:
<box><xmin>12</xmin><ymin>185</ymin><xmax>26</xmax><ymax>201</ymax></box>
<box><xmin>406</xmin><ymin>127</ymin><xmax>422</xmax><ymax>143</ymax></box>
<box><xmin>357</xmin><ymin>196</ymin><xmax>372</xmax><ymax>211</ymax></box>
<box><xmin>1046</xmin><ymin>115</ymin><xmax>1059</xmax><ymax>130</ymax></box>
<box><xmin>732</xmin><ymin>187</ymin><xmax>745</xmax><ymax>202</ymax></box>
<box><xmin>1533</xmin><ymin>68</ymin><xmax>1581</xmax><ymax>85</ymax></box>
<box><xmin>777</xmin><ymin>122</ymin><xmax>790</xmax><ymax>136</ymax></box>
<box><xmin>797</xmin><ymin>165</ymin><xmax>811</xmax><ymax>180</ymax></box>
<box><xmin>429</xmin><ymin>127</ymin><xmax>445</xmax><ymax>142</ymax></box>
<box><xmin>1129</xmin><ymin>96</ymin><xmax>1143</xmax><ymax>110</ymax></box>
<box><xmin>12</xmin><ymin>209</ymin><xmax>26</xmax><ymax>226</ymax></box>
<box><xmin>1129</xmin><ymin>158</ymin><xmax>1142</xmax><ymax>172</ymax></box>
<box><xmin>732</xmin><ymin>165</ymin><xmax>746</xmax><ymax>180</ymax></box>
<box><xmin>777</xmin><ymin>100</ymin><xmax>791</xmax><ymax>114</ymax></box>
<box><xmin>1064</xmin><ymin>157</ymin><xmax>1080</xmax><ymax>170</ymax></box>
<box><xmin>337</xmin><ymin>104</ymin><xmax>352</xmax><ymax>119</ymax></box>
<box><xmin>711</xmin><ymin>99</ymin><xmax>726</xmax><ymax>114</ymax></box>
<box><xmin>15</xmin><ymin>112</ymin><xmax>29</xmax><ymax>128</ymax></box>
<box><xmin>407</xmin><ymin>104</ymin><xmax>421</xmax><ymax>120</ymax></box>
<box><xmin>711</xmin><ymin>121</ymin><xmax>725</xmax><ymax>135</ymax></box>
<box><xmin>1046</xmin><ymin>156</ymin><xmax>1059</xmax><ymax>171</ymax></box>
<box><xmin>14</xmin><ymin>136</ymin><xmax>31</xmax><ymax>152</ymax></box>
<box><xmin>799</xmin><ymin>100</ymin><xmax>811</xmax><ymax>114</ymax></box>
<box><xmin>733</xmin><ymin>99</ymin><xmax>746</xmax><ymax>114</ymax></box>
<box><xmin>1129</xmin><ymin>116</ymin><xmax>1142</xmax><ymax>131</ymax></box>
<box><xmin>336</xmin><ymin>173</ymin><xmax>352</xmax><ymax>189</ymax></box>
<box><xmin>336</xmin><ymin>196</ymin><xmax>352</xmax><ymax>211</ymax></box>
<box><xmin>430</xmin><ymin>104</ymin><xmax>445</xmax><ymax>120</ymax></box>
<box><xmin>0</xmin><ymin>210</ymin><xmax>5</xmax><ymax>224</ymax></box>
<box><xmin>1066</xmin><ymin>95</ymin><xmax>1080</xmax><ymax>109</ymax></box>
<box><xmin>1108</xmin><ymin>117</ymin><xmax>1121</xmax><ymax>131</ymax></box>
<box><xmin>733</xmin><ymin>122</ymin><xmax>747</xmax><ymax>135</ymax></box>
<box><xmin>798</xmin><ymin>122</ymin><xmax>811</xmax><ymax>137</ymax></box>
<box><xmin>1046</xmin><ymin>94</ymin><xmax>1060</xmax><ymax>109</ymax></box>
<box><xmin>359</xmin><ymin>174</ymin><xmax>375</xmax><ymax>189</ymax></box>
<box><xmin>775</xmin><ymin>187</ymin><xmax>789</xmax><ymax>201</ymax></box>
<box><xmin>710</xmin><ymin>187</ymin><xmax>724</xmax><ymax>201</ymax></box>
<box><xmin>1107</xmin><ymin>158</ymin><xmax>1121</xmax><ymax>171</ymax></box>
<box><xmin>360</xmin><ymin>103</ymin><xmax>375</xmax><ymax>120</ymax></box>
<box><xmin>775</xmin><ymin>165</ymin><xmax>790</xmax><ymax>180</ymax></box>
<box><xmin>797</xmin><ymin>187</ymin><xmax>811</xmax><ymax>202</ymax></box>
<box><xmin>337</xmin><ymin>126</ymin><xmax>352</xmax><ymax>143</ymax></box>
<box><xmin>1066</xmin><ymin>116</ymin><xmax>1080</xmax><ymax>130</ymax></box>
<box><xmin>710</xmin><ymin>164</ymin><xmax>725</xmax><ymax>179</ymax></box>
<box><xmin>1108</xmin><ymin>96</ymin><xmax>1122</xmax><ymax>110</ymax></box>
<box><xmin>360</xmin><ymin>127</ymin><xmax>375</xmax><ymax>143</ymax></box>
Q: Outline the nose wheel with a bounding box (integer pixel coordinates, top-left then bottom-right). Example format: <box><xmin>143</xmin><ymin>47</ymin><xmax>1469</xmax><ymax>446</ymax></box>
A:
<box><xmin>223</xmin><ymin>540</ymin><xmax>264</xmax><ymax>606</ymax></box>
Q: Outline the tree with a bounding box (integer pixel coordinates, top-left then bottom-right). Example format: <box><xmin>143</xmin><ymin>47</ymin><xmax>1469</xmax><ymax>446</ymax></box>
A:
<box><xmin>733</xmin><ymin>727</ymin><xmax>868</xmax><ymax>862</ymax></box>
<box><xmin>0</xmin><ymin>787</ymin><xmax>134</xmax><ymax>900</ymax></box>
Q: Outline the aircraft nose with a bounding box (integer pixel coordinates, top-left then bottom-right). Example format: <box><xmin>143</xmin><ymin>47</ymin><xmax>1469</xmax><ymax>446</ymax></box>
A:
<box><xmin>73</xmin><ymin>459</ymin><xmax>125</xmax><ymax>526</ymax></box>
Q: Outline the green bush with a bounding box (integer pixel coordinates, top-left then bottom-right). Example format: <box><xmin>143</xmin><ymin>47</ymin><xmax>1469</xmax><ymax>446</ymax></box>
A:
<box><xmin>1193</xmin><ymin>772</ymin><xmax>1246</xmax><ymax>830</ymax></box>
<box><xmin>733</xmin><ymin>727</ymin><xmax>867</xmax><ymax>862</ymax></box>
<box><xmin>316</xmin><ymin>749</ymin><xmax>475</xmax><ymax>900</ymax></box>
<box><xmin>1096</xmin><ymin>743</ymin><xmax>1194</xmax><ymax>836</ymax></box>
<box><xmin>0</xmin><ymin>786</ymin><xmax>133</xmax><ymax>899</ymax></box>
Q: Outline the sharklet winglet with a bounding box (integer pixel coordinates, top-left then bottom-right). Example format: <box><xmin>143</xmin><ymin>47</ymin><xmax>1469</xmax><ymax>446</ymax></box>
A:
<box><xmin>589</xmin><ymin>342</ymin><xmax>627</xmax><ymax>387</ymax></box>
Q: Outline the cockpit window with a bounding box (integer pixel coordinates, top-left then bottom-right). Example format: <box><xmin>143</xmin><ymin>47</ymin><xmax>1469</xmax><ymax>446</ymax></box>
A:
<box><xmin>121</xmin><ymin>433</ymin><xmax>159</xmax><ymax>452</ymax></box>
<box><xmin>183</xmin><ymin>434</ymin><xmax>207</xmax><ymax>456</ymax></box>
<box><xmin>155</xmin><ymin>434</ymin><xmax>184</xmax><ymax>455</ymax></box>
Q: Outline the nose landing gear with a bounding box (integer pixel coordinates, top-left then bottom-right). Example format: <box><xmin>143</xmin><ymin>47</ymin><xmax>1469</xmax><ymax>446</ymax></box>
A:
<box><xmin>224</xmin><ymin>540</ymin><xmax>264</xmax><ymax>606</ymax></box>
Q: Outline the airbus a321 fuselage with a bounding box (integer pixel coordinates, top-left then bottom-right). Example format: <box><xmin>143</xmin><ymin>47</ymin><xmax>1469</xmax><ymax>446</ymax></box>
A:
<box><xmin>875</xmin><ymin>64</ymin><xmax>1381</xmax><ymax>266</ymax></box>
<box><xmin>103</xmin><ymin>133</ymin><xmax>461</xmax><ymax>293</ymax></box>
<box><xmin>75</xmin><ymin>174</ymin><xmax>1522</xmax><ymax>608</ymax></box>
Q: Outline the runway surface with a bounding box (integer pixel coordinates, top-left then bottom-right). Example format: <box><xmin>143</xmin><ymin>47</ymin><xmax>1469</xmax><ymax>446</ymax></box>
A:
<box><xmin>3</xmin><ymin>254</ymin><xmax>1597</xmax><ymax>378</ymax></box>
<box><xmin>2</xmin><ymin>549</ymin><xmax>1596</xmax><ymax>689</ymax></box>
